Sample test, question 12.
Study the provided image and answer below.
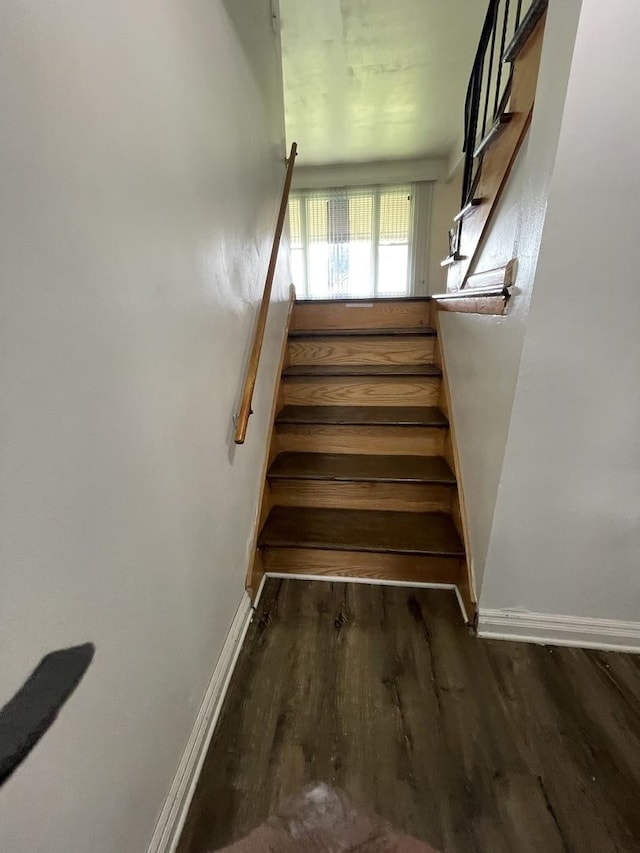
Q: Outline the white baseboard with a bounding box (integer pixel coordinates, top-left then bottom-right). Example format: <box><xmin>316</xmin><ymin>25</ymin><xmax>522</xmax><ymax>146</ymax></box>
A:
<box><xmin>266</xmin><ymin>571</ymin><xmax>456</xmax><ymax>591</ymax></box>
<box><xmin>147</xmin><ymin>591</ymin><xmax>254</xmax><ymax>853</ymax></box>
<box><xmin>479</xmin><ymin>608</ymin><xmax>640</xmax><ymax>653</ymax></box>
<box><xmin>265</xmin><ymin>571</ymin><xmax>468</xmax><ymax>622</ymax></box>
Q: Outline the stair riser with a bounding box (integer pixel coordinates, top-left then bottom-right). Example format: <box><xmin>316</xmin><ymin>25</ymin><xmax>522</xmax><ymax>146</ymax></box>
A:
<box><xmin>282</xmin><ymin>377</ymin><xmax>440</xmax><ymax>407</ymax></box>
<box><xmin>291</xmin><ymin>300</ymin><xmax>431</xmax><ymax>331</ymax></box>
<box><xmin>287</xmin><ymin>337</ymin><xmax>436</xmax><ymax>367</ymax></box>
<box><xmin>269</xmin><ymin>480</ymin><xmax>453</xmax><ymax>513</ymax></box>
<box><xmin>262</xmin><ymin>547</ymin><xmax>463</xmax><ymax>584</ymax></box>
<box><xmin>275</xmin><ymin>424</ymin><xmax>447</xmax><ymax>456</ymax></box>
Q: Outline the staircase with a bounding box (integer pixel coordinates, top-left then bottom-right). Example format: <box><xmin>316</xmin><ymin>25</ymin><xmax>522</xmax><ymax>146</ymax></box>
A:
<box><xmin>252</xmin><ymin>296</ymin><xmax>474</xmax><ymax>621</ymax></box>
<box><xmin>240</xmin><ymin>2</ymin><xmax>552</xmax><ymax>621</ymax></box>
<box><xmin>444</xmin><ymin>0</ymin><xmax>548</xmax><ymax>297</ymax></box>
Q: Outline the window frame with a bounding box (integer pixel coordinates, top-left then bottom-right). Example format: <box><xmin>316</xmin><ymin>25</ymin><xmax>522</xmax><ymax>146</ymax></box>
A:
<box><xmin>288</xmin><ymin>184</ymin><xmax>416</xmax><ymax>299</ymax></box>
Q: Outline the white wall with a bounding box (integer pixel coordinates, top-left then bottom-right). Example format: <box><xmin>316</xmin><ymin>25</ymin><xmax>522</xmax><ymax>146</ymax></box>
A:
<box><xmin>0</xmin><ymin>2</ymin><xmax>289</xmax><ymax>852</ymax></box>
<box><xmin>439</xmin><ymin>141</ymin><xmax>530</xmax><ymax>594</ymax></box>
<box><xmin>427</xmin><ymin>171</ymin><xmax>463</xmax><ymax>293</ymax></box>
<box><xmin>480</xmin><ymin>0</ymin><xmax>640</xmax><ymax>623</ymax></box>
<box><xmin>438</xmin><ymin>0</ymin><xmax>583</xmax><ymax>593</ymax></box>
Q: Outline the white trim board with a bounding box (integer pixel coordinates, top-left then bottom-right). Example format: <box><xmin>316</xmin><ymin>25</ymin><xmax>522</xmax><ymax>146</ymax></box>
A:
<box><xmin>292</xmin><ymin>157</ymin><xmax>445</xmax><ymax>190</ymax></box>
<box><xmin>479</xmin><ymin>608</ymin><xmax>640</xmax><ymax>654</ymax></box>
<box><xmin>265</xmin><ymin>572</ymin><xmax>468</xmax><ymax>623</ymax></box>
<box><xmin>147</xmin><ymin>591</ymin><xmax>256</xmax><ymax>853</ymax></box>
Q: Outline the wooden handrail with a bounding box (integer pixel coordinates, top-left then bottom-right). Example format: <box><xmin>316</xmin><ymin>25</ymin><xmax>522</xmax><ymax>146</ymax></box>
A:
<box><xmin>234</xmin><ymin>142</ymin><xmax>298</xmax><ymax>445</ymax></box>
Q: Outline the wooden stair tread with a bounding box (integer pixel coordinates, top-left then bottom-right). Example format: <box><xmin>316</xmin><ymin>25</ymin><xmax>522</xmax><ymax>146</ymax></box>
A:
<box><xmin>259</xmin><ymin>507</ymin><xmax>464</xmax><ymax>557</ymax></box>
<box><xmin>275</xmin><ymin>405</ymin><xmax>449</xmax><ymax>428</ymax></box>
<box><xmin>282</xmin><ymin>364</ymin><xmax>441</xmax><ymax>378</ymax></box>
<box><xmin>288</xmin><ymin>327</ymin><xmax>437</xmax><ymax>339</ymax></box>
<box><xmin>294</xmin><ymin>296</ymin><xmax>431</xmax><ymax>305</ymax></box>
<box><xmin>268</xmin><ymin>452</ymin><xmax>456</xmax><ymax>484</ymax></box>
<box><xmin>289</xmin><ymin>326</ymin><xmax>437</xmax><ymax>338</ymax></box>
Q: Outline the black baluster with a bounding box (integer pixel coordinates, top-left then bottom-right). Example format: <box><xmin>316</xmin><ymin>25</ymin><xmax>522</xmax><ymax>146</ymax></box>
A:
<box><xmin>494</xmin><ymin>0</ymin><xmax>511</xmax><ymax>117</ymax></box>
<box><xmin>514</xmin><ymin>0</ymin><xmax>523</xmax><ymax>30</ymax></box>
<box><xmin>461</xmin><ymin>0</ymin><xmax>501</xmax><ymax>207</ymax></box>
<box><xmin>481</xmin><ymin>1</ymin><xmax>499</xmax><ymax>138</ymax></box>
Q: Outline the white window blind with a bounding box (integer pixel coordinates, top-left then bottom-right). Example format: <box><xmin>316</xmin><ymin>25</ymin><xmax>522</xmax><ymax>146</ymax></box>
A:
<box><xmin>288</xmin><ymin>185</ymin><xmax>414</xmax><ymax>299</ymax></box>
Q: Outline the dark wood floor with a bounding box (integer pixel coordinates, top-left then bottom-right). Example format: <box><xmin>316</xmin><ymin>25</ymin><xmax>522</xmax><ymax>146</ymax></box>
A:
<box><xmin>178</xmin><ymin>580</ymin><xmax>640</xmax><ymax>853</ymax></box>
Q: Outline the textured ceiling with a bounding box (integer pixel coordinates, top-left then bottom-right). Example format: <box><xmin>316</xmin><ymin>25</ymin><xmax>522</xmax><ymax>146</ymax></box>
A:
<box><xmin>279</xmin><ymin>0</ymin><xmax>487</xmax><ymax>166</ymax></box>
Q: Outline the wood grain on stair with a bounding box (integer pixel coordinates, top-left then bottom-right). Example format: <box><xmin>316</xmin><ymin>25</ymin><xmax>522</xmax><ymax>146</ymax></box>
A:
<box><xmin>287</xmin><ymin>336</ymin><xmax>436</xmax><ymax>367</ymax></box>
<box><xmin>259</xmin><ymin>507</ymin><xmax>464</xmax><ymax>557</ymax></box>
<box><xmin>268</xmin><ymin>452</ymin><xmax>456</xmax><ymax>484</ymax></box>
<box><xmin>282</xmin><ymin>377</ymin><xmax>440</xmax><ymax>407</ymax></box>
<box><xmin>245</xmin><ymin>288</ymin><xmax>470</xmax><ymax>616</ymax></box>
<box><xmin>291</xmin><ymin>300</ymin><xmax>431</xmax><ymax>332</ymax></box>
<box><xmin>288</xmin><ymin>326</ymin><xmax>436</xmax><ymax>339</ymax></box>
<box><xmin>269</xmin><ymin>480</ymin><xmax>453</xmax><ymax>513</ymax></box>
<box><xmin>275</xmin><ymin>405</ymin><xmax>448</xmax><ymax>427</ymax></box>
<box><xmin>275</xmin><ymin>424</ymin><xmax>447</xmax><ymax>457</ymax></box>
<box><xmin>262</xmin><ymin>548</ymin><xmax>463</xmax><ymax>583</ymax></box>
<box><xmin>283</xmin><ymin>364</ymin><xmax>441</xmax><ymax>377</ymax></box>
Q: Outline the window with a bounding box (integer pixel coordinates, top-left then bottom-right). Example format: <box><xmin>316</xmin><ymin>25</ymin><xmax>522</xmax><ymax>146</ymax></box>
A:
<box><xmin>288</xmin><ymin>185</ymin><xmax>414</xmax><ymax>299</ymax></box>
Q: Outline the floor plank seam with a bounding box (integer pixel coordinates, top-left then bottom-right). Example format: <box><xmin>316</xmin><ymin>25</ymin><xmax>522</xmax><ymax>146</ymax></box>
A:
<box><xmin>177</xmin><ymin>580</ymin><xmax>640</xmax><ymax>853</ymax></box>
<box><xmin>537</xmin><ymin>776</ymin><xmax>571</xmax><ymax>852</ymax></box>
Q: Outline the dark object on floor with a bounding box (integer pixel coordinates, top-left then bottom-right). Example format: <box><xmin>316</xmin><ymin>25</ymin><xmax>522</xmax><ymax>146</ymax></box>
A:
<box><xmin>0</xmin><ymin>643</ymin><xmax>95</xmax><ymax>785</ymax></box>
<box><xmin>215</xmin><ymin>783</ymin><xmax>438</xmax><ymax>852</ymax></box>
<box><xmin>179</xmin><ymin>580</ymin><xmax>640</xmax><ymax>853</ymax></box>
